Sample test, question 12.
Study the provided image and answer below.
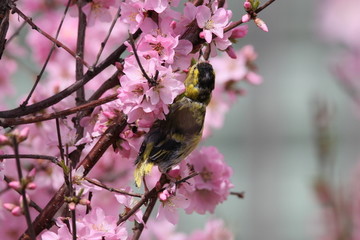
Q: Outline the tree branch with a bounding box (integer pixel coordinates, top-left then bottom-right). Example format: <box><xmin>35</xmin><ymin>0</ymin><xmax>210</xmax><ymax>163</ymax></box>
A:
<box><xmin>0</xmin><ymin>154</ymin><xmax>59</xmax><ymax>165</ymax></box>
<box><xmin>0</xmin><ymin>30</ymin><xmax>139</xmax><ymax>119</ymax></box>
<box><xmin>20</xmin><ymin>0</ymin><xmax>72</xmax><ymax>107</ymax></box>
<box><xmin>20</xmin><ymin>118</ymin><xmax>127</xmax><ymax>238</ymax></box>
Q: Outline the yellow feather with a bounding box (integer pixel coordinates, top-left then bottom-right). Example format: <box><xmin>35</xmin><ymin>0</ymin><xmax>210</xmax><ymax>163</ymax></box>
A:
<box><xmin>134</xmin><ymin>143</ymin><xmax>154</xmax><ymax>187</ymax></box>
<box><xmin>134</xmin><ymin>161</ymin><xmax>154</xmax><ymax>187</ymax></box>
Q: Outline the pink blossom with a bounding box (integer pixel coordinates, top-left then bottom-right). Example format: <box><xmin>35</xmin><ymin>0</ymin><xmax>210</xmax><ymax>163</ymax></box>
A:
<box><xmin>143</xmin><ymin>0</ymin><xmax>169</xmax><ymax>13</ymax></box>
<box><xmin>180</xmin><ymin>146</ymin><xmax>233</xmax><ymax>214</ymax></box>
<box><xmin>137</xmin><ymin>34</ymin><xmax>179</xmax><ymax>64</ymax></box>
<box><xmin>142</xmin><ymin>219</ymin><xmax>187</xmax><ymax>240</ymax></box>
<box><xmin>41</xmin><ymin>207</ymin><xmax>128</xmax><ymax>239</ymax></box>
<box><xmin>115</xmin><ymin>188</ymin><xmax>144</xmax><ymax>223</ymax></box>
<box><xmin>120</xmin><ymin>1</ymin><xmax>145</xmax><ymax>34</ymax></box>
<box><xmin>157</xmin><ymin>185</ymin><xmax>189</xmax><ymax>225</ymax></box>
<box><xmin>145</xmin><ymin>66</ymin><xmax>184</xmax><ymax>105</ymax></box>
<box><xmin>196</xmin><ymin>6</ymin><xmax>232</xmax><ymax>43</ymax></box>
<box><xmin>118</xmin><ymin>56</ymin><xmax>184</xmax><ymax>124</ymax></box>
<box><xmin>82</xmin><ymin>0</ymin><xmax>116</xmax><ymax>26</ymax></box>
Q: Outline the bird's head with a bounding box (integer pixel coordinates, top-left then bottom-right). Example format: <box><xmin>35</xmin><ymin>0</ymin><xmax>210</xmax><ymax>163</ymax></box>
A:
<box><xmin>184</xmin><ymin>62</ymin><xmax>215</xmax><ymax>105</ymax></box>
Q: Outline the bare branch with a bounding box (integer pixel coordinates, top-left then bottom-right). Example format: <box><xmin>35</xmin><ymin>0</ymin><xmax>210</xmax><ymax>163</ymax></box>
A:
<box><xmin>10</xmin><ymin>6</ymin><xmax>90</xmax><ymax>68</ymax></box>
<box><xmin>20</xmin><ymin>0</ymin><xmax>72</xmax><ymax>107</ymax></box>
<box><xmin>12</xmin><ymin>136</ymin><xmax>36</xmax><ymax>239</ymax></box>
<box><xmin>0</xmin><ymin>154</ymin><xmax>59</xmax><ymax>165</ymax></box>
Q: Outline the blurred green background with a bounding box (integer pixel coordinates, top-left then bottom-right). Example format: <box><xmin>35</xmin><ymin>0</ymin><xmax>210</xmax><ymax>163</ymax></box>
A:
<box><xmin>178</xmin><ymin>0</ymin><xmax>360</xmax><ymax>239</ymax></box>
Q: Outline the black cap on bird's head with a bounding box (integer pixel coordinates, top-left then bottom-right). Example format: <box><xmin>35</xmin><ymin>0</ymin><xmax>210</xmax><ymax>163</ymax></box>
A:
<box><xmin>184</xmin><ymin>62</ymin><xmax>215</xmax><ymax>105</ymax></box>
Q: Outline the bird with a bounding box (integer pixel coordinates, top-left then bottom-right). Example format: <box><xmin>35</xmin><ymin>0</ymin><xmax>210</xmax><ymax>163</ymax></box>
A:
<box><xmin>134</xmin><ymin>61</ymin><xmax>215</xmax><ymax>187</ymax></box>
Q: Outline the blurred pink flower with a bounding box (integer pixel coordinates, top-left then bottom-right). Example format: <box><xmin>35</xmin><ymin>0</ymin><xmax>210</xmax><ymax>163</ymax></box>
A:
<box><xmin>82</xmin><ymin>0</ymin><xmax>116</xmax><ymax>26</ymax></box>
<box><xmin>188</xmin><ymin>219</ymin><xmax>234</xmax><ymax>240</ymax></box>
<box><xmin>143</xmin><ymin>0</ymin><xmax>169</xmax><ymax>13</ymax></box>
<box><xmin>318</xmin><ymin>0</ymin><xmax>360</xmax><ymax>47</ymax></box>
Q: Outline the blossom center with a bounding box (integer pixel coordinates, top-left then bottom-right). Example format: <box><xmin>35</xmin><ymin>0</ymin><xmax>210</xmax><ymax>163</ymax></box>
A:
<box><xmin>150</xmin><ymin>42</ymin><xmax>164</xmax><ymax>55</ymax></box>
<box><xmin>200</xmin><ymin>167</ymin><xmax>213</xmax><ymax>182</ymax></box>
<box><xmin>129</xmin><ymin>12</ymin><xmax>137</xmax><ymax>22</ymax></box>
<box><xmin>91</xmin><ymin>2</ymin><xmax>103</xmax><ymax>12</ymax></box>
<box><xmin>205</xmin><ymin>19</ymin><xmax>214</xmax><ymax>30</ymax></box>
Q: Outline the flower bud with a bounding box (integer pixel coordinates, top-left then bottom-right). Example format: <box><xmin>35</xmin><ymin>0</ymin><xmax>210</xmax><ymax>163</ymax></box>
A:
<box><xmin>0</xmin><ymin>135</ymin><xmax>9</xmax><ymax>145</ymax></box>
<box><xmin>8</xmin><ymin>181</ymin><xmax>21</xmax><ymax>190</ymax></box>
<box><xmin>27</xmin><ymin>182</ymin><xmax>37</xmax><ymax>190</ymax></box>
<box><xmin>3</xmin><ymin>203</ymin><xmax>16</xmax><ymax>211</ymax></box>
<box><xmin>27</xmin><ymin>168</ymin><xmax>36</xmax><ymax>178</ymax></box>
<box><xmin>226</xmin><ymin>46</ymin><xmax>237</xmax><ymax>59</ymax></box>
<box><xmin>241</xmin><ymin>14</ymin><xmax>251</xmax><ymax>23</ymax></box>
<box><xmin>18</xmin><ymin>127</ymin><xmax>30</xmax><ymax>142</ymax></box>
<box><xmin>244</xmin><ymin>1</ymin><xmax>252</xmax><ymax>11</ymax></box>
<box><xmin>68</xmin><ymin>202</ymin><xmax>76</xmax><ymax>210</ymax></box>
<box><xmin>254</xmin><ymin>17</ymin><xmax>269</xmax><ymax>32</ymax></box>
<box><xmin>79</xmin><ymin>198</ymin><xmax>91</xmax><ymax>206</ymax></box>
<box><xmin>11</xmin><ymin>206</ymin><xmax>22</xmax><ymax>216</ymax></box>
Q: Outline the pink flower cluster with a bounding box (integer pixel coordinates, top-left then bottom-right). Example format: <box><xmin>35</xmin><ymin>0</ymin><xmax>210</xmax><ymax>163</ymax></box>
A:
<box><xmin>154</xmin><ymin>146</ymin><xmax>233</xmax><ymax>224</ymax></box>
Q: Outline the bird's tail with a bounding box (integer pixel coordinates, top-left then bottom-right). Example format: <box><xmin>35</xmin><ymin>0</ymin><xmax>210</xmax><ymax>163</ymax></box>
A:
<box><xmin>134</xmin><ymin>161</ymin><xmax>154</xmax><ymax>187</ymax></box>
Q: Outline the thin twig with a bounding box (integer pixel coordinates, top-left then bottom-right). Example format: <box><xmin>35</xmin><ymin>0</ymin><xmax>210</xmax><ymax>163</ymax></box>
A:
<box><xmin>0</xmin><ymin>94</ymin><xmax>118</xmax><ymax>127</ymax></box>
<box><xmin>224</xmin><ymin>0</ymin><xmax>277</xmax><ymax>33</ymax></box>
<box><xmin>255</xmin><ymin>0</ymin><xmax>276</xmax><ymax>13</ymax></box>
<box><xmin>10</xmin><ymin>6</ymin><xmax>90</xmax><ymax>69</ymax></box>
<box><xmin>87</xmin><ymin>70</ymin><xmax>121</xmax><ymax>101</ymax></box>
<box><xmin>85</xmin><ymin>191</ymin><xmax>93</xmax><ymax>214</ymax></box>
<box><xmin>66</xmin><ymin>145</ymin><xmax>77</xmax><ymax>240</ymax></box>
<box><xmin>0</xmin><ymin>154</ymin><xmax>59</xmax><ymax>165</ymax></box>
<box><xmin>132</xmin><ymin>196</ymin><xmax>157</xmax><ymax>240</ymax></box>
<box><xmin>75</xmin><ymin>0</ymin><xmax>87</xmax><ymax>105</ymax></box>
<box><xmin>20</xmin><ymin>0</ymin><xmax>72</xmax><ymax>108</ymax></box>
<box><xmin>230</xmin><ymin>191</ymin><xmax>245</xmax><ymax>199</ymax></box>
<box><xmin>0</xmin><ymin>0</ymin><xmax>9</xmax><ymax>59</ymax></box>
<box><xmin>55</xmin><ymin>118</ymin><xmax>65</xmax><ymax>164</ymax></box>
<box><xmin>12</xmin><ymin>136</ymin><xmax>36</xmax><ymax>239</ymax></box>
<box><xmin>84</xmin><ymin>177</ymin><xmax>142</xmax><ymax>198</ymax></box>
<box><xmin>175</xmin><ymin>172</ymin><xmax>199</xmax><ymax>186</ymax></box>
<box><xmin>93</xmin><ymin>6</ymin><xmax>121</xmax><ymax>67</ymax></box>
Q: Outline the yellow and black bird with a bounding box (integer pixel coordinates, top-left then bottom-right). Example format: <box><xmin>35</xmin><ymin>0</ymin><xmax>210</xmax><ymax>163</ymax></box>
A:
<box><xmin>134</xmin><ymin>62</ymin><xmax>215</xmax><ymax>187</ymax></box>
